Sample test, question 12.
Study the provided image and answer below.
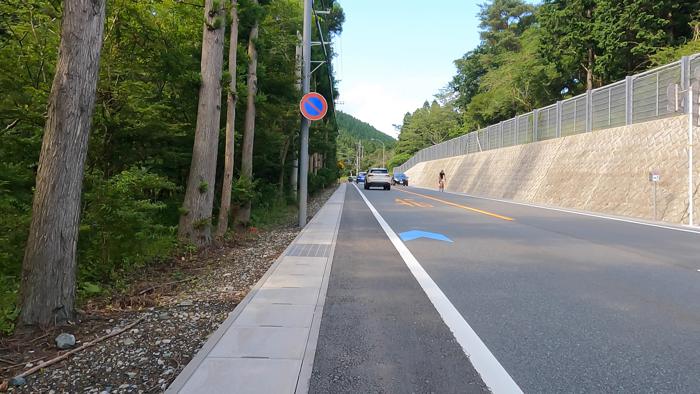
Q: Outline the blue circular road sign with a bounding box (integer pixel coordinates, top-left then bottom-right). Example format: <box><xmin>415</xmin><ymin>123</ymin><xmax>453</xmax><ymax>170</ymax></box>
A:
<box><xmin>300</xmin><ymin>92</ymin><xmax>328</xmax><ymax>121</ymax></box>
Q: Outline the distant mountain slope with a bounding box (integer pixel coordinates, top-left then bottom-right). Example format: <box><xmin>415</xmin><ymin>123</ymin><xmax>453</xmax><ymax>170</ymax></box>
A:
<box><xmin>336</xmin><ymin>112</ymin><xmax>395</xmax><ymax>173</ymax></box>
<box><xmin>337</xmin><ymin>111</ymin><xmax>395</xmax><ymax>144</ymax></box>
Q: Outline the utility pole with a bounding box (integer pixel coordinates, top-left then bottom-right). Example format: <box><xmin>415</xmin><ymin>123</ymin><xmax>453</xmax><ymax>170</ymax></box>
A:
<box><xmin>291</xmin><ymin>32</ymin><xmax>302</xmax><ymax>198</ymax></box>
<box><xmin>361</xmin><ymin>142</ymin><xmax>365</xmax><ymax>168</ymax></box>
<box><xmin>298</xmin><ymin>0</ymin><xmax>312</xmax><ymax>227</ymax></box>
<box><xmin>356</xmin><ymin>140</ymin><xmax>364</xmax><ymax>173</ymax></box>
<box><xmin>371</xmin><ymin>138</ymin><xmax>385</xmax><ymax>168</ymax></box>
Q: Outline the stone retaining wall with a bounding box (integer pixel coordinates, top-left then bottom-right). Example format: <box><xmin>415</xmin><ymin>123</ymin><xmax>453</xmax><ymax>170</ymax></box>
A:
<box><xmin>405</xmin><ymin>115</ymin><xmax>700</xmax><ymax>224</ymax></box>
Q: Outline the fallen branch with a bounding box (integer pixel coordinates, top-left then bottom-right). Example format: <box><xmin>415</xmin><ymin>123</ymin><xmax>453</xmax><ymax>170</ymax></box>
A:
<box><xmin>13</xmin><ymin>316</ymin><xmax>146</xmax><ymax>380</ymax></box>
<box><xmin>0</xmin><ymin>357</ymin><xmax>43</xmax><ymax>372</ymax></box>
<box><xmin>29</xmin><ymin>333</ymin><xmax>50</xmax><ymax>344</ymax></box>
<box><xmin>138</xmin><ymin>277</ymin><xmax>196</xmax><ymax>295</ymax></box>
<box><xmin>2</xmin><ymin>119</ymin><xmax>19</xmax><ymax>133</ymax></box>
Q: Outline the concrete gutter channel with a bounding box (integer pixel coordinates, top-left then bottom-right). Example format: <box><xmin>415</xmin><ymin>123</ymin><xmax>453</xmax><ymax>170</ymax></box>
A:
<box><xmin>166</xmin><ymin>184</ymin><xmax>346</xmax><ymax>394</ymax></box>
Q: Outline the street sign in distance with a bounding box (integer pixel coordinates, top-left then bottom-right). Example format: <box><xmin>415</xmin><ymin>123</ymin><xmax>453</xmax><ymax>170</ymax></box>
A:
<box><xmin>300</xmin><ymin>92</ymin><xmax>328</xmax><ymax>121</ymax></box>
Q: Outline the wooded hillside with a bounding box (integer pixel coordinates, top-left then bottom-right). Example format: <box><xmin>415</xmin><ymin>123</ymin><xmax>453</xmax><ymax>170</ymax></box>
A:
<box><xmin>336</xmin><ymin>111</ymin><xmax>395</xmax><ymax>174</ymax></box>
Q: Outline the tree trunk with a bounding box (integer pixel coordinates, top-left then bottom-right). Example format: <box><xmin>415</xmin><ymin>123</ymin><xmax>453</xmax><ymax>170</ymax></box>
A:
<box><xmin>235</xmin><ymin>6</ymin><xmax>259</xmax><ymax>225</ymax></box>
<box><xmin>278</xmin><ymin>136</ymin><xmax>291</xmax><ymax>195</ymax></box>
<box><xmin>587</xmin><ymin>46</ymin><xmax>594</xmax><ymax>91</ymax></box>
<box><xmin>291</xmin><ymin>157</ymin><xmax>298</xmax><ymax>197</ymax></box>
<box><xmin>215</xmin><ymin>0</ymin><xmax>239</xmax><ymax>239</ymax></box>
<box><xmin>178</xmin><ymin>0</ymin><xmax>226</xmax><ymax>246</ymax></box>
<box><xmin>586</xmin><ymin>7</ymin><xmax>594</xmax><ymax>91</ymax></box>
<box><xmin>19</xmin><ymin>0</ymin><xmax>106</xmax><ymax>327</ymax></box>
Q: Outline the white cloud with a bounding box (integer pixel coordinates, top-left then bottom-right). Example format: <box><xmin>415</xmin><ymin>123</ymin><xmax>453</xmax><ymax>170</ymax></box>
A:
<box><xmin>337</xmin><ymin>82</ymin><xmax>434</xmax><ymax>138</ymax></box>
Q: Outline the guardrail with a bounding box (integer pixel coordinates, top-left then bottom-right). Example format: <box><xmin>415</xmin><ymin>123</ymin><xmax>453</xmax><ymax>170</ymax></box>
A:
<box><xmin>394</xmin><ymin>53</ymin><xmax>700</xmax><ymax>174</ymax></box>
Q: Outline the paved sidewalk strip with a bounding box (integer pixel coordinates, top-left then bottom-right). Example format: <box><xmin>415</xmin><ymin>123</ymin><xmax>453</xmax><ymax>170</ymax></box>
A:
<box><xmin>167</xmin><ymin>184</ymin><xmax>346</xmax><ymax>394</ymax></box>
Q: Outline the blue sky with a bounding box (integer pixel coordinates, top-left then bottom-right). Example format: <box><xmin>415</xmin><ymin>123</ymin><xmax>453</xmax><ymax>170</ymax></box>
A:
<box><xmin>333</xmin><ymin>1</ymin><xmax>484</xmax><ymax>137</ymax></box>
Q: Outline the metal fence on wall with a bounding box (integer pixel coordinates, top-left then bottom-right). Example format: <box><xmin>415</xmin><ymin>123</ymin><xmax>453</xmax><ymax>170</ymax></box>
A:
<box><xmin>394</xmin><ymin>53</ymin><xmax>700</xmax><ymax>175</ymax></box>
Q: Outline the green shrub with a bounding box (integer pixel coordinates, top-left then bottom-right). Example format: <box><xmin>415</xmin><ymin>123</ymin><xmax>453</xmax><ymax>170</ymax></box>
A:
<box><xmin>77</xmin><ymin>281</ymin><xmax>104</xmax><ymax>302</ymax></box>
<box><xmin>233</xmin><ymin>176</ymin><xmax>258</xmax><ymax>204</ymax></box>
<box><xmin>387</xmin><ymin>152</ymin><xmax>412</xmax><ymax>171</ymax></box>
<box><xmin>309</xmin><ymin>167</ymin><xmax>338</xmax><ymax>194</ymax></box>
<box><xmin>251</xmin><ymin>198</ymin><xmax>293</xmax><ymax>227</ymax></box>
<box><xmin>0</xmin><ymin>163</ymin><xmax>33</xmax><ymax>334</ymax></box>
<box><xmin>78</xmin><ymin>168</ymin><xmax>178</xmax><ymax>285</ymax></box>
<box><xmin>0</xmin><ymin>163</ymin><xmax>34</xmax><ymax>286</ymax></box>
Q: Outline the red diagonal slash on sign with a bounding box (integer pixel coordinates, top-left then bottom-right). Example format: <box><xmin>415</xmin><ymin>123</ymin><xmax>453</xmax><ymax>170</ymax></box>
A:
<box><xmin>305</xmin><ymin>99</ymin><xmax>322</xmax><ymax>114</ymax></box>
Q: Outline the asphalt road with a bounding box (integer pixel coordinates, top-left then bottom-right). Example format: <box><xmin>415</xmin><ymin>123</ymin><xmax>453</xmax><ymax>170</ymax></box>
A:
<box><xmin>310</xmin><ymin>183</ymin><xmax>700</xmax><ymax>393</ymax></box>
<box><xmin>309</xmin><ymin>185</ymin><xmax>488</xmax><ymax>393</ymax></box>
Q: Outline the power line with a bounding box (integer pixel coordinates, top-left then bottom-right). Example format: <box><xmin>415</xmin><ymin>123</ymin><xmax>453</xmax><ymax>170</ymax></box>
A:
<box><xmin>312</xmin><ymin>4</ymin><xmax>339</xmax><ymax>132</ymax></box>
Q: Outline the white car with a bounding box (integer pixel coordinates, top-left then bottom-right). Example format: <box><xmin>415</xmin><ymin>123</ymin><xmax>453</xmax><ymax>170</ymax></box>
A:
<box><xmin>364</xmin><ymin>168</ymin><xmax>392</xmax><ymax>190</ymax></box>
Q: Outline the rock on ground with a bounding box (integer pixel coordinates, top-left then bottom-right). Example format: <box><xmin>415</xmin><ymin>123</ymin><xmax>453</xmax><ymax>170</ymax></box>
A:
<box><xmin>54</xmin><ymin>333</ymin><xmax>76</xmax><ymax>350</ymax></box>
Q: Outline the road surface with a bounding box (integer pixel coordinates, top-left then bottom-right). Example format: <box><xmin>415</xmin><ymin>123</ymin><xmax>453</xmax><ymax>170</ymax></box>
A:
<box><xmin>309</xmin><ymin>183</ymin><xmax>700</xmax><ymax>393</ymax></box>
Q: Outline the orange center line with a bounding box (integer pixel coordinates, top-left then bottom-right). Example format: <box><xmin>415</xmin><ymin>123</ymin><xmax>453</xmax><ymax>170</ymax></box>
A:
<box><xmin>394</xmin><ymin>198</ymin><xmax>434</xmax><ymax>208</ymax></box>
<box><xmin>395</xmin><ymin>189</ymin><xmax>514</xmax><ymax>222</ymax></box>
<box><xmin>395</xmin><ymin>198</ymin><xmax>415</xmax><ymax>207</ymax></box>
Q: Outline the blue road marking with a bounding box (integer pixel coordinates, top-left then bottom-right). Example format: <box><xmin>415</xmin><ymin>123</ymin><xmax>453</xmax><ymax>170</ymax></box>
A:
<box><xmin>399</xmin><ymin>230</ymin><xmax>453</xmax><ymax>243</ymax></box>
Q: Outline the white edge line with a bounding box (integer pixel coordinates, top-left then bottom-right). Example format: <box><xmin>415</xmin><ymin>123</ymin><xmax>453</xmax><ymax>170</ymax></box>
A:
<box><xmin>414</xmin><ymin>186</ymin><xmax>700</xmax><ymax>235</ymax></box>
<box><xmin>352</xmin><ymin>183</ymin><xmax>522</xmax><ymax>394</ymax></box>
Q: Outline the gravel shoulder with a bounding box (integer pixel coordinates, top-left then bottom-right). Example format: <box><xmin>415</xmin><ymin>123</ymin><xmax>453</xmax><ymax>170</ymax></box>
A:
<box><xmin>0</xmin><ymin>186</ymin><xmax>337</xmax><ymax>393</ymax></box>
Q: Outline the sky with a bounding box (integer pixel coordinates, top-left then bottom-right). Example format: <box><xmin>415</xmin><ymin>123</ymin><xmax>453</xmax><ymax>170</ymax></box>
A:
<box><xmin>332</xmin><ymin>1</ymin><xmax>484</xmax><ymax>138</ymax></box>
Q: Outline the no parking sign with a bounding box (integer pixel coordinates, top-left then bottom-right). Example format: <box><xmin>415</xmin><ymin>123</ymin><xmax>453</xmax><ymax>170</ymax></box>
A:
<box><xmin>299</xmin><ymin>92</ymin><xmax>328</xmax><ymax>121</ymax></box>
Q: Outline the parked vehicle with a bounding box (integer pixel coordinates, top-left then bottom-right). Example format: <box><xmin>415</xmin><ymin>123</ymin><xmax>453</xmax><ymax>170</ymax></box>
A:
<box><xmin>392</xmin><ymin>173</ymin><xmax>409</xmax><ymax>186</ymax></box>
<box><xmin>356</xmin><ymin>171</ymin><xmax>367</xmax><ymax>183</ymax></box>
<box><xmin>364</xmin><ymin>168</ymin><xmax>391</xmax><ymax>190</ymax></box>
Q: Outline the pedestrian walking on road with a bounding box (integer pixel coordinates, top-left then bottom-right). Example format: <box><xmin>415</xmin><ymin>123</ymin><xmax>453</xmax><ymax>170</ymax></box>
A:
<box><xmin>439</xmin><ymin>170</ymin><xmax>446</xmax><ymax>192</ymax></box>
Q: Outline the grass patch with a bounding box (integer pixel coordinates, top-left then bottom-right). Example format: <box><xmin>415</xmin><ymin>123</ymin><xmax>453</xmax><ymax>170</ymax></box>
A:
<box><xmin>251</xmin><ymin>197</ymin><xmax>296</xmax><ymax>229</ymax></box>
<box><xmin>0</xmin><ymin>275</ymin><xmax>20</xmax><ymax>335</ymax></box>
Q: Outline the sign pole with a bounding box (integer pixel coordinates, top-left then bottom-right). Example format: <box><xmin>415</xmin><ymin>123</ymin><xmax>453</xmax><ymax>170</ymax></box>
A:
<box><xmin>689</xmin><ymin>88</ymin><xmax>694</xmax><ymax>226</ymax></box>
<box><xmin>653</xmin><ymin>181</ymin><xmax>657</xmax><ymax>221</ymax></box>
<box><xmin>649</xmin><ymin>171</ymin><xmax>660</xmax><ymax>220</ymax></box>
<box><xmin>298</xmin><ymin>0</ymin><xmax>312</xmax><ymax>228</ymax></box>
